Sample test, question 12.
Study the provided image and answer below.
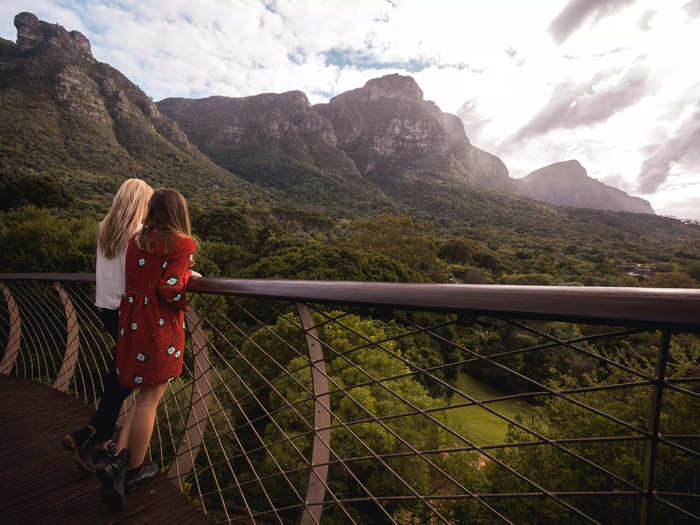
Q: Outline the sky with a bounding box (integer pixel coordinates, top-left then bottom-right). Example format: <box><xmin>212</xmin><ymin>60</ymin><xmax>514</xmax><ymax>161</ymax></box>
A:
<box><xmin>2</xmin><ymin>0</ymin><xmax>699</xmax><ymax>220</ymax></box>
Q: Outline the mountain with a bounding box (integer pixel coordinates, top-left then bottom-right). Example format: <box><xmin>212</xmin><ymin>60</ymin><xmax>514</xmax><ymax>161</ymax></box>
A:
<box><xmin>0</xmin><ymin>12</ymin><xmax>668</xmax><ymax>237</ymax></box>
<box><xmin>157</xmin><ymin>92</ymin><xmax>394</xmax><ymax>216</ymax></box>
<box><xmin>0</xmin><ymin>12</ymin><xmax>263</xmax><ymax>211</ymax></box>
<box><xmin>313</xmin><ymin>74</ymin><xmax>512</xmax><ymax>191</ymax></box>
<box><xmin>158</xmin><ymin>72</ymin><xmax>544</xmax><ymax>227</ymax></box>
<box><xmin>155</xmin><ymin>64</ymin><xmax>655</xmax><ymax>220</ymax></box>
<box><xmin>516</xmin><ymin>160</ymin><xmax>654</xmax><ymax>214</ymax></box>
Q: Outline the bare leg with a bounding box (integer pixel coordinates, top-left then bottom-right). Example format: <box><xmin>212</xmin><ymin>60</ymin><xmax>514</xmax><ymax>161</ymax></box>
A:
<box><xmin>126</xmin><ymin>382</ymin><xmax>168</xmax><ymax>469</ymax></box>
<box><xmin>116</xmin><ymin>402</ymin><xmax>135</xmax><ymax>453</ymax></box>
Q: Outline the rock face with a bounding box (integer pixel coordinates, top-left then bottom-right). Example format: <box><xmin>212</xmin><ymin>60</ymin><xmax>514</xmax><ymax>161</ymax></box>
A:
<box><xmin>313</xmin><ymin>74</ymin><xmax>510</xmax><ymax>189</ymax></box>
<box><xmin>314</xmin><ymin>74</ymin><xmax>457</xmax><ymax>174</ymax></box>
<box><xmin>0</xmin><ymin>12</ymin><xmax>255</xmax><ymax>205</ymax></box>
<box><xmin>516</xmin><ymin>160</ymin><xmax>655</xmax><ymax>214</ymax></box>
<box><xmin>158</xmin><ymin>91</ymin><xmax>337</xmax><ymax>154</ymax></box>
<box><xmin>157</xmin><ymin>92</ymin><xmax>393</xmax><ymax>214</ymax></box>
<box><xmin>159</xmin><ymin>73</ymin><xmax>652</xmax><ymax>216</ymax></box>
<box><xmin>14</xmin><ymin>12</ymin><xmax>94</xmax><ymax>62</ymax></box>
<box><xmin>157</xmin><ymin>74</ymin><xmax>516</xmax><ymax>214</ymax></box>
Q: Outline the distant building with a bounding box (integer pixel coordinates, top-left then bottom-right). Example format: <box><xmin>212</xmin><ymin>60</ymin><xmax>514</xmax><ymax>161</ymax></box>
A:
<box><xmin>620</xmin><ymin>264</ymin><xmax>655</xmax><ymax>277</ymax></box>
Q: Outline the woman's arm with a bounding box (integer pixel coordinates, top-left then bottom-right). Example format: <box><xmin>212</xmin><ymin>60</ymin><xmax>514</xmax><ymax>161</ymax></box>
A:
<box><xmin>157</xmin><ymin>237</ymin><xmax>196</xmax><ymax>310</ymax></box>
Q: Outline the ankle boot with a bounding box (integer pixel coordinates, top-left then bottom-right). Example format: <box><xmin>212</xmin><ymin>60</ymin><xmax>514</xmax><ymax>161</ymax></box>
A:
<box><xmin>62</xmin><ymin>425</ymin><xmax>97</xmax><ymax>473</ymax></box>
<box><xmin>92</xmin><ymin>442</ymin><xmax>118</xmax><ymax>468</ymax></box>
<box><xmin>98</xmin><ymin>448</ymin><xmax>129</xmax><ymax>512</ymax></box>
<box><xmin>125</xmin><ymin>462</ymin><xmax>160</xmax><ymax>493</ymax></box>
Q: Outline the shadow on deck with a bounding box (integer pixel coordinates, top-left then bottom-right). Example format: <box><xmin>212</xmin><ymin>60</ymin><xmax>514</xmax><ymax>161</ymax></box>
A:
<box><xmin>0</xmin><ymin>375</ymin><xmax>211</xmax><ymax>525</ymax></box>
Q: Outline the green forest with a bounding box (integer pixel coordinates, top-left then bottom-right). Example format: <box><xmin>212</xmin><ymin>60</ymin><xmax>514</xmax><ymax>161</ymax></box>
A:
<box><xmin>1</xmin><ymin>180</ymin><xmax>698</xmax><ymax>524</ymax></box>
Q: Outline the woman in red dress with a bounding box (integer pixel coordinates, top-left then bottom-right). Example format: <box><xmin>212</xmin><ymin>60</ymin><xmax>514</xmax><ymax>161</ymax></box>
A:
<box><xmin>99</xmin><ymin>189</ymin><xmax>198</xmax><ymax>511</ymax></box>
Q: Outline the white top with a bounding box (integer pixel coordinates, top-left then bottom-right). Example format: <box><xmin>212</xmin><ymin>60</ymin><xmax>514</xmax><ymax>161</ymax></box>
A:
<box><xmin>95</xmin><ymin>225</ymin><xmax>141</xmax><ymax>309</ymax></box>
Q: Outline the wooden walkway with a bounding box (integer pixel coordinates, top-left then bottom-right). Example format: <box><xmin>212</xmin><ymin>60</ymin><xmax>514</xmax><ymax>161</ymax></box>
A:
<box><xmin>0</xmin><ymin>375</ymin><xmax>211</xmax><ymax>525</ymax></box>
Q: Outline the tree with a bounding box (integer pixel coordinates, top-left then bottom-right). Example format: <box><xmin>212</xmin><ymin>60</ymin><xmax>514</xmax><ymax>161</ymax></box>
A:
<box><xmin>0</xmin><ymin>206</ymin><xmax>96</xmax><ymax>272</ymax></box>
<box><xmin>476</xmin><ymin>335</ymin><xmax>700</xmax><ymax>524</ymax></box>
<box><xmin>343</xmin><ymin>214</ymin><xmax>438</xmax><ymax>273</ymax></box>
<box><xmin>642</xmin><ymin>271</ymin><xmax>697</xmax><ymax>288</ymax></box>
<box><xmin>242</xmin><ymin>311</ymin><xmax>478</xmax><ymax>523</ymax></box>
<box><xmin>241</xmin><ymin>244</ymin><xmax>418</xmax><ymax>282</ymax></box>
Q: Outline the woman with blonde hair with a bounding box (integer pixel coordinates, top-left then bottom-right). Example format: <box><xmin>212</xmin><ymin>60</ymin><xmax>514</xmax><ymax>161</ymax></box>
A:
<box><xmin>63</xmin><ymin>178</ymin><xmax>153</xmax><ymax>473</ymax></box>
<box><xmin>98</xmin><ymin>188</ymin><xmax>198</xmax><ymax>510</ymax></box>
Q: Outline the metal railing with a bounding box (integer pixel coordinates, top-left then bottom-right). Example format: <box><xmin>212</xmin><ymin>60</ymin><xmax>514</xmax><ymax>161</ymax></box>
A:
<box><xmin>0</xmin><ymin>273</ymin><xmax>698</xmax><ymax>524</ymax></box>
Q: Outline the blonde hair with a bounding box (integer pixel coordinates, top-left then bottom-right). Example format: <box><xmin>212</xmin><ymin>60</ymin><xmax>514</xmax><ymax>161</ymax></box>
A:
<box><xmin>136</xmin><ymin>189</ymin><xmax>193</xmax><ymax>255</ymax></box>
<box><xmin>98</xmin><ymin>178</ymin><xmax>154</xmax><ymax>258</ymax></box>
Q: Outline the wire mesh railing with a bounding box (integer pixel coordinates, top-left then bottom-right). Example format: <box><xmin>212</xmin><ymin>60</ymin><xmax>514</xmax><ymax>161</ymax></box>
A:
<box><xmin>0</xmin><ymin>274</ymin><xmax>698</xmax><ymax>524</ymax></box>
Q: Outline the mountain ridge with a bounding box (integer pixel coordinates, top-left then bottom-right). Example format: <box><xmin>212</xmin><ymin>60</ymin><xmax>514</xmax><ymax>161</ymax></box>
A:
<box><xmin>516</xmin><ymin>160</ymin><xmax>654</xmax><ymax>214</ymax></box>
<box><xmin>0</xmin><ymin>12</ymin><xmax>666</xmax><ymax>230</ymax></box>
<box><xmin>159</xmin><ymin>71</ymin><xmax>652</xmax><ymax>216</ymax></box>
<box><xmin>0</xmin><ymin>12</ymin><xmax>265</xmax><ymax>212</ymax></box>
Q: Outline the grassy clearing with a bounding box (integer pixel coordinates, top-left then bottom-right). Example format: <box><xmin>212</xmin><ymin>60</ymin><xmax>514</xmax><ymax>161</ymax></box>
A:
<box><xmin>445</xmin><ymin>372</ymin><xmax>537</xmax><ymax>445</ymax></box>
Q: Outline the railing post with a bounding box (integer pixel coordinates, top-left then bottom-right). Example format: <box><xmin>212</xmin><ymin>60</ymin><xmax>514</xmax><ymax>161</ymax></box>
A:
<box><xmin>0</xmin><ymin>282</ymin><xmax>22</xmax><ymax>374</ymax></box>
<box><xmin>640</xmin><ymin>329</ymin><xmax>671</xmax><ymax>525</ymax></box>
<box><xmin>167</xmin><ymin>307</ymin><xmax>212</xmax><ymax>488</ymax></box>
<box><xmin>296</xmin><ymin>303</ymin><xmax>331</xmax><ymax>525</ymax></box>
<box><xmin>52</xmin><ymin>282</ymin><xmax>80</xmax><ymax>392</ymax></box>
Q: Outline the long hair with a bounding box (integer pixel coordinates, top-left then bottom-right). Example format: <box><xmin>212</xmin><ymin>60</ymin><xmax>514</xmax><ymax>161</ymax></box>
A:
<box><xmin>136</xmin><ymin>189</ymin><xmax>192</xmax><ymax>254</ymax></box>
<box><xmin>98</xmin><ymin>178</ymin><xmax>154</xmax><ymax>259</ymax></box>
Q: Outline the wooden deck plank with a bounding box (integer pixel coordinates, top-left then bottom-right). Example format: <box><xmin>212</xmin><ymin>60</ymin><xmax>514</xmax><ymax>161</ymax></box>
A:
<box><xmin>0</xmin><ymin>375</ymin><xmax>211</xmax><ymax>525</ymax></box>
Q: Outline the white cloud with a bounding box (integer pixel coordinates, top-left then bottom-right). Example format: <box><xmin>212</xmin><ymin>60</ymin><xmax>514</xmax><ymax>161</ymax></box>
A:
<box><xmin>649</xmin><ymin>176</ymin><xmax>700</xmax><ymax>221</ymax></box>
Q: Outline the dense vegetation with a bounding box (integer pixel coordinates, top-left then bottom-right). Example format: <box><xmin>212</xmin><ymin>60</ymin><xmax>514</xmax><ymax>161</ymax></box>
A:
<box><xmin>2</xmin><ymin>201</ymin><xmax>698</xmax><ymax>288</ymax></box>
<box><xmin>1</xmin><ymin>190</ymin><xmax>697</xmax><ymax>523</ymax></box>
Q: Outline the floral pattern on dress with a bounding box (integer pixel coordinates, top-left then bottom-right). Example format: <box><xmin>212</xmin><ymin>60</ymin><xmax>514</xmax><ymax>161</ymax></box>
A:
<box><xmin>116</xmin><ymin>235</ymin><xmax>195</xmax><ymax>389</ymax></box>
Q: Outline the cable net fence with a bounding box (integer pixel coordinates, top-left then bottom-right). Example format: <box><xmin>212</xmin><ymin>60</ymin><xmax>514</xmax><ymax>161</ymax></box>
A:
<box><xmin>0</xmin><ymin>278</ymin><xmax>698</xmax><ymax>524</ymax></box>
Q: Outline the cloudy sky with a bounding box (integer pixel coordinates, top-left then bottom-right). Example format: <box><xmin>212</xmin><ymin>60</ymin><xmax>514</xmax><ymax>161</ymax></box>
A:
<box><xmin>2</xmin><ymin>0</ymin><xmax>699</xmax><ymax>220</ymax></box>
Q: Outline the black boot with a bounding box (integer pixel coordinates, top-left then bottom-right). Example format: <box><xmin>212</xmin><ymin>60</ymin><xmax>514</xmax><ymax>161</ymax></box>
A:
<box><xmin>125</xmin><ymin>462</ymin><xmax>160</xmax><ymax>493</ymax></box>
<box><xmin>97</xmin><ymin>448</ymin><xmax>129</xmax><ymax>512</ymax></box>
<box><xmin>92</xmin><ymin>441</ymin><xmax>118</xmax><ymax>468</ymax></box>
<box><xmin>62</xmin><ymin>425</ymin><xmax>98</xmax><ymax>473</ymax></box>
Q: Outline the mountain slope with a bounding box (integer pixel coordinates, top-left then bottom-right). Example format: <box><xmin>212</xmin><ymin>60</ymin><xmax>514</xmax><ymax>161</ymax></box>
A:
<box><xmin>516</xmin><ymin>160</ymin><xmax>654</xmax><ymax>214</ymax></box>
<box><xmin>2</xmin><ymin>12</ymin><xmax>691</xmax><ymax>254</ymax></box>
<box><xmin>157</xmin><ymin>92</ymin><xmax>395</xmax><ymax>216</ymax></box>
<box><xmin>0</xmin><ymin>12</ymin><xmax>264</xmax><ymax>211</ymax></box>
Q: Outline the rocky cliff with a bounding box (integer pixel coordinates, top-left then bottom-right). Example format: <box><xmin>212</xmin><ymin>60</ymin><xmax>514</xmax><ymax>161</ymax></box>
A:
<box><xmin>2</xmin><ymin>12</ymin><xmax>656</xmax><ymax>220</ymax></box>
<box><xmin>516</xmin><ymin>160</ymin><xmax>654</xmax><ymax>214</ymax></box>
<box><xmin>157</xmin><ymin>92</ymin><xmax>394</xmax><ymax>215</ymax></box>
<box><xmin>313</xmin><ymin>73</ymin><xmax>511</xmax><ymax>189</ymax></box>
<box><xmin>0</xmin><ymin>12</ymin><xmax>258</xmax><ymax>208</ymax></box>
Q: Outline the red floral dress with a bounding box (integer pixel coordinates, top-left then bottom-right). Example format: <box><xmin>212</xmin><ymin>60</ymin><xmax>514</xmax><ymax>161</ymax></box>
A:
<box><xmin>115</xmin><ymin>234</ymin><xmax>196</xmax><ymax>389</ymax></box>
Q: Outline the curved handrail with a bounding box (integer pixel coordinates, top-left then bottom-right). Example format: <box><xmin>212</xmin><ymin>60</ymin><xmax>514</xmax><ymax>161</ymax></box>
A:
<box><xmin>0</xmin><ymin>273</ymin><xmax>699</xmax><ymax>330</ymax></box>
<box><xmin>1</xmin><ymin>273</ymin><xmax>698</xmax><ymax>525</ymax></box>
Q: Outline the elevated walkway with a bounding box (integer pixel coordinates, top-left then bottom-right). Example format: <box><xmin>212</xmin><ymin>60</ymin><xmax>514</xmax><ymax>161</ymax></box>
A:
<box><xmin>1</xmin><ymin>274</ymin><xmax>698</xmax><ymax>524</ymax></box>
<box><xmin>0</xmin><ymin>375</ymin><xmax>210</xmax><ymax>525</ymax></box>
